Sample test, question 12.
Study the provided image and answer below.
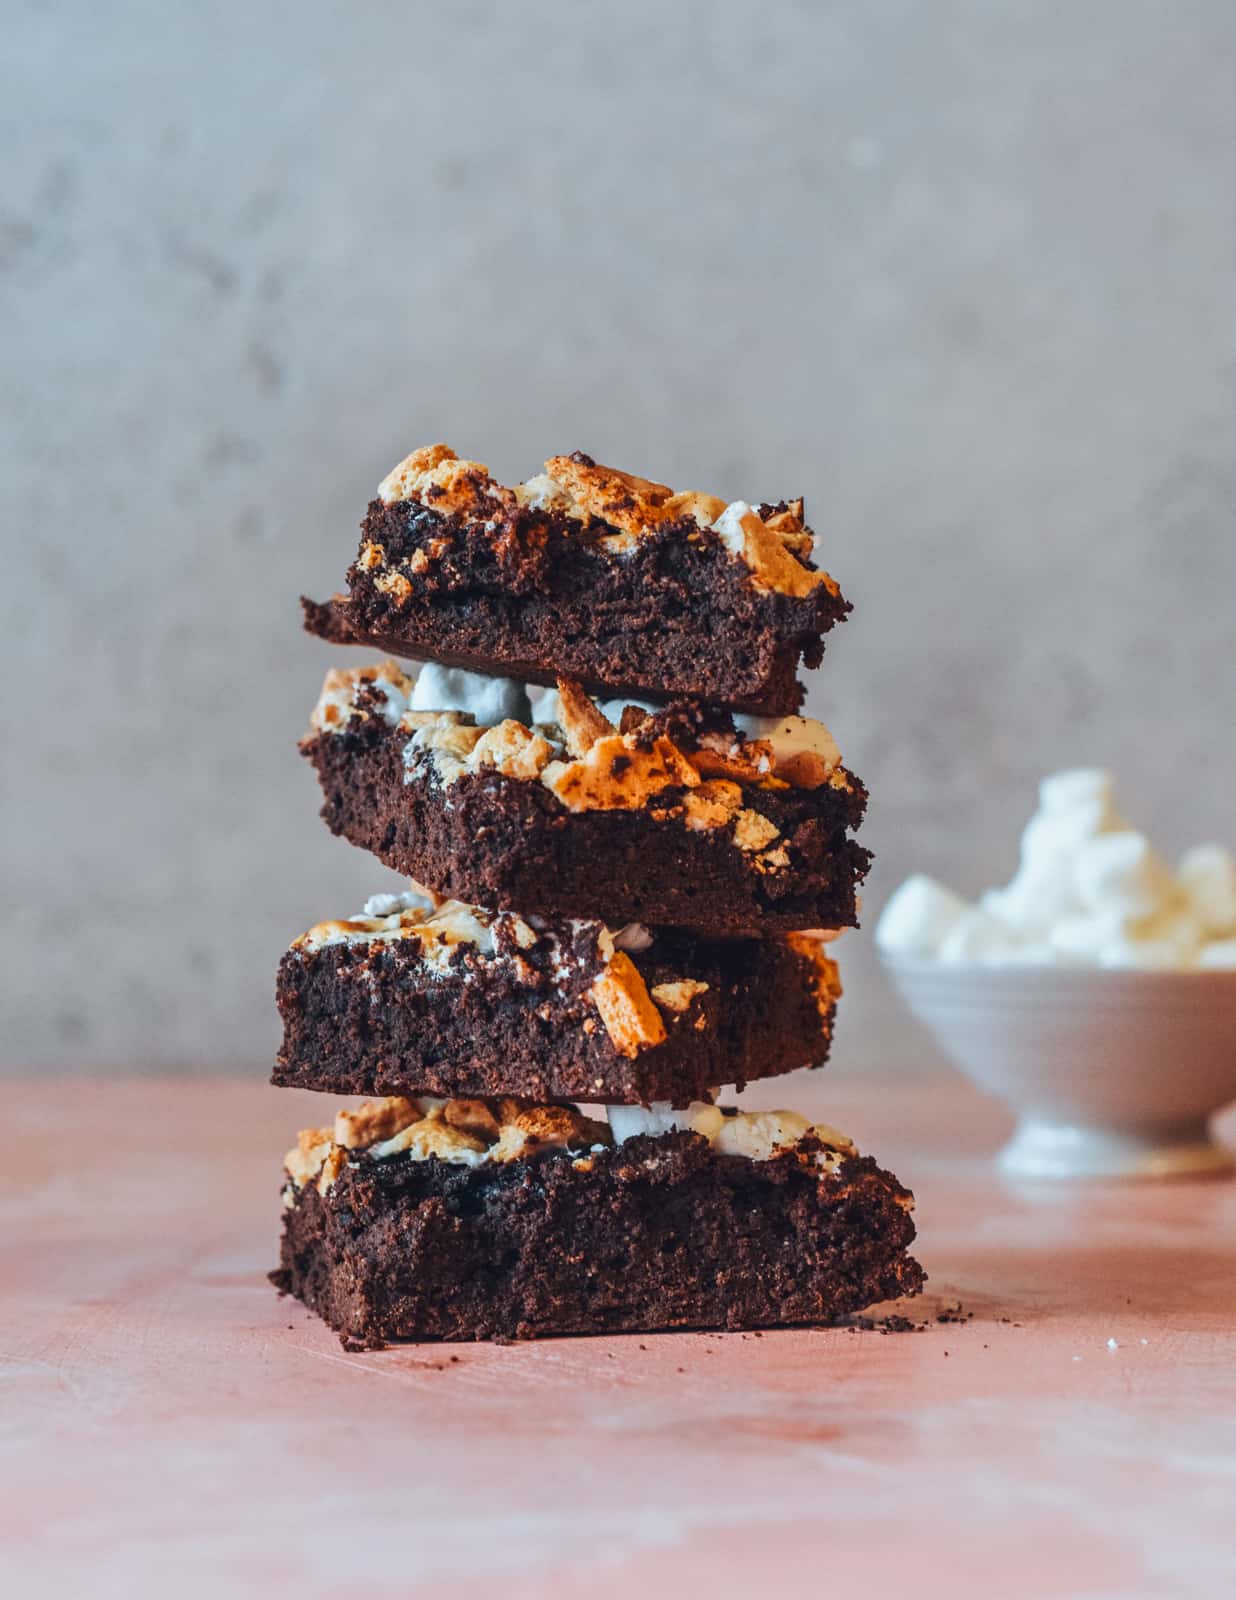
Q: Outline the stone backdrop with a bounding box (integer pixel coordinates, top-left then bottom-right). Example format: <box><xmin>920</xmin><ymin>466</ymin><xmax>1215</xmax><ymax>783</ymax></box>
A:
<box><xmin>5</xmin><ymin>1</ymin><xmax>1233</xmax><ymax>1071</ymax></box>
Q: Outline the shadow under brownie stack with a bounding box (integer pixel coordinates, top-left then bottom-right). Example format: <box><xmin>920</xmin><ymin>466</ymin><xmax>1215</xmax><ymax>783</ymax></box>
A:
<box><xmin>271</xmin><ymin>445</ymin><xmax>924</xmax><ymax>1345</ymax></box>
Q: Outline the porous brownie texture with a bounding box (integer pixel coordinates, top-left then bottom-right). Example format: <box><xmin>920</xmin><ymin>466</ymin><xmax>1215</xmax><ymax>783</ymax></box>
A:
<box><xmin>272</xmin><ymin>1131</ymin><xmax>923</xmax><ymax>1345</ymax></box>
<box><xmin>302</xmin><ymin>716</ymin><xmax>869</xmax><ymax>933</ymax></box>
<box><xmin>302</xmin><ymin>447</ymin><xmax>850</xmax><ymax>716</ymax></box>
<box><xmin>274</xmin><ymin>921</ymin><xmax>839</xmax><ymax>1104</ymax></box>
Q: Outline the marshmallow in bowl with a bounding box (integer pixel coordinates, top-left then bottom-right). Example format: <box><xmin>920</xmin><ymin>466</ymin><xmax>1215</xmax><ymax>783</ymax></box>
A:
<box><xmin>876</xmin><ymin>875</ymin><xmax>971</xmax><ymax>957</ymax></box>
<box><xmin>877</xmin><ymin>769</ymin><xmax>1235</xmax><ymax>971</ymax></box>
<box><xmin>937</xmin><ymin>908</ymin><xmax>1036</xmax><ymax>965</ymax></box>
<box><xmin>1073</xmin><ymin>833</ymin><xmax>1178</xmax><ymax>922</ymax></box>
<box><xmin>1177</xmin><ymin>845</ymin><xmax>1236</xmax><ymax>938</ymax></box>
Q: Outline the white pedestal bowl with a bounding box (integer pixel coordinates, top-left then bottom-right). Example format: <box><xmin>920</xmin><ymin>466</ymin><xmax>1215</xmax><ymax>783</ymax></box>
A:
<box><xmin>881</xmin><ymin>959</ymin><xmax>1236</xmax><ymax>1180</ymax></box>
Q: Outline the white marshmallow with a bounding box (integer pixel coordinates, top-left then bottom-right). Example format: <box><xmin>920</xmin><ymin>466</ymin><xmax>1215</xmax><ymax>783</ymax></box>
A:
<box><xmin>410</xmin><ymin>663</ymin><xmax>532</xmax><ymax>727</ymax></box>
<box><xmin>606</xmin><ymin>1102</ymin><xmax>724</xmax><ymax>1144</ymax></box>
<box><xmin>527</xmin><ymin>685</ymin><xmax>561</xmax><ymax>726</ymax></box>
<box><xmin>1098</xmin><ymin>908</ymin><xmax>1202</xmax><ymax>969</ymax></box>
<box><xmin>596</xmin><ymin>695</ymin><xmax>661</xmax><ymax>726</ymax></box>
<box><xmin>937</xmin><ymin>908</ymin><xmax>1026</xmax><ymax>965</ymax></box>
<box><xmin>992</xmin><ymin>941</ymin><xmax>1064</xmax><ymax>966</ymax></box>
<box><xmin>981</xmin><ymin>859</ymin><xmax>1079</xmax><ymax>935</ymax></box>
<box><xmin>711</xmin><ymin>501</ymin><xmax>760</xmax><ymax>558</ymax></box>
<box><xmin>984</xmin><ymin>789</ymin><xmax>1120</xmax><ymax>935</ymax></box>
<box><xmin>712</xmin><ymin>1110</ymin><xmax>812</xmax><ymax>1161</ymax></box>
<box><xmin>1020</xmin><ymin>802</ymin><xmax>1114</xmax><ymax>867</ymax></box>
<box><xmin>604</xmin><ymin>1104</ymin><xmax>854</xmax><ymax>1166</ymax></box>
<box><xmin>1038</xmin><ymin>769</ymin><xmax>1115</xmax><ymax>818</ymax></box>
<box><xmin>1178</xmin><ymin>845</ymin><xmax>1236</xmax><ymax>938</ymax></box>
<box><xmin>1136</xmin><ymin>907</ymin><xmax>1203</xmax><ymax>960</ymax></box>
<box><xmin>1074</xmin><ymin>832</ymin><xmax>1178</xmax><ymax>922</ymax></box>
<box><xmin>877</xmin><ymin>770</ymin><xmax>1233</xmax><ymax>972</ymax></box>
<box><xmin>875</xmin><ymin>874</ymin><xmax>972</xmax><ymax>957</ymax></box>
<box><xmin>1048</xmin><ymin>913</ymin><xmax>1125</xmax><ymax>964</ymax></box>
<box><xmin>1099</xmin><ymin>936</ymin><xmax>1193</xmax><ymax>970</ymax></box>
<box><xmin>361</xmin><ymin>886</ymin><xmax>435</xmax><ymax>918</ymax></box>
<box><xmin>731</xmin><ymin>713</ymin><xmax>842</xmax><ymax>776</ymax></box>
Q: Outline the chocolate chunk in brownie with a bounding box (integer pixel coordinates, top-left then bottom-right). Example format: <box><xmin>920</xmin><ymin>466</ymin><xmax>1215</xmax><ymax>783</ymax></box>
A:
<box><xmin>302</xmin><ymin>445</ymin><xmax>850</xmax><ymax>716</ymax></box>
<box><xmin>271</xmin><ymin>1096</ymin><xmax>924</xmax><ymax>1344</ymax></box>
<box><xmin>274</xmin><ymin>891</ymin><xmax>841</xmax><ymax>1104</ymax></box>
<box><xmin>300</xmin><ymin>663</ymin><xmax>870</xmax><ymax>934</ymax></box>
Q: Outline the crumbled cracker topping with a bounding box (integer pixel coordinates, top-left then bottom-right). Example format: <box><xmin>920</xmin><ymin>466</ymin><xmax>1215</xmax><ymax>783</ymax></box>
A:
<box><xmin>555</xmin><ymin>677</ymin><xmax>617</xmax><ymax>758</ymax></box>
<box><xmin>784</xmin><ymin>937</ymin><xmax>844</xmax><ymax>1023</ymax></box>
<box><xmin>588</xmin><ymin>951</ymin><xmax>668</xmax><ymax>1058</ymax></box>
<box><xmin>649</xmin><ymin>978</ymin><xmax>710</xmax><ymax>1014</ymax></box>
<box><xmin>283</xmin><ymin>1096</ymin><xmax>612</xmax><ymax>1191</ymax></box>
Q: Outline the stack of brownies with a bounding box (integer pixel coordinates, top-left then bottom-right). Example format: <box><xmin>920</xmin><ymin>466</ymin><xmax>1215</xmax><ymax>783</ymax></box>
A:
<box><xmin>271</xmin><ymin>445</ymin><xmax>923</xmax><ymax>1345</ymax></box>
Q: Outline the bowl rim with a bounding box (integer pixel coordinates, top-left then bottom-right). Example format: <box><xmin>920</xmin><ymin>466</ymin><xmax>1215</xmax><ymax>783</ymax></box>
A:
<box><xmin>878</xmin><ymin>951</ymin><xmax>1236</xmax><ymax>986</ymax></box>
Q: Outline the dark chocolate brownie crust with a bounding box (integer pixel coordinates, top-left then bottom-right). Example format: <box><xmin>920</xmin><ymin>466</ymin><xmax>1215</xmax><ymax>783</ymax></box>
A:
<box><xmin>301</xmin><ymin>717</ymin><xmax>870</xmax><ymax>934</ymax></box>
<box><xmin>274</xmin><ymin>926</ymin><xmax>837</xmax><ymax>1104</ymax></box>
<box><xmin>273</xmin><ymin>1133</ymin><xmax>923</xmax><ymax>1344</ymax></box>
<box><xmin>305</xmin><ymin>493</ymin><xmax>846</xmax><ymax>716</ymax></box>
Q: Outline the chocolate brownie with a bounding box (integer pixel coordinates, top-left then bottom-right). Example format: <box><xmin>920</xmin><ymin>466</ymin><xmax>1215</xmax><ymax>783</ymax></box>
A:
<box><xmin>272</xmin><ymin>1096</ymin><xmax>924</xmax><ymax>1345</ymax></box>
<box><xmin>301</xmin><ymin>663</ymin><xmax>870</xmax><ymax>934</ymax></box>
<box><xmin>273</xmin><ymin>891</ymin><xmax>840</xmax><ymax>1104</ymax></box>
<box><xmin>302</xmin><ymin>445</ymin><xmax>850</xmax><ymax>716</ymax></box>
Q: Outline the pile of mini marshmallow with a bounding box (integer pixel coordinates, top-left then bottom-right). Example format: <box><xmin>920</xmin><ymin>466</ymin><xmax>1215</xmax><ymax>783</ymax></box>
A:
<box><xmin>876</xmin><ymin>769</ymin><xmax>1236</xmax><ymax>970</ymax></box>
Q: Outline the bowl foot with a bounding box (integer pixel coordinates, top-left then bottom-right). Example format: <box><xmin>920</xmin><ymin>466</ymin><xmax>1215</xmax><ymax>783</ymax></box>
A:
<box><xmin>999</xmin><ymin>1118</ymin><xmax>1234</xmax><ymax>1181</ymax></box>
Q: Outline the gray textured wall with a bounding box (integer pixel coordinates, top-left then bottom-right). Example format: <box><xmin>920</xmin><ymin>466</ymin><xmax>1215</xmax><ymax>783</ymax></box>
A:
<box><xmin>5</xmin><ymin>1</ymin><xmax>1234</xmax><ymax>1073</ymax></box>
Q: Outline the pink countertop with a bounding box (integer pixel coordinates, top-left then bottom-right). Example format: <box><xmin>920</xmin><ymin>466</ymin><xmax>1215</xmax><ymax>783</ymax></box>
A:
<box><xmin>4</xmin><ymin>1073</ymin><xmax>1234</xmax><ymax>1598</ymax></box>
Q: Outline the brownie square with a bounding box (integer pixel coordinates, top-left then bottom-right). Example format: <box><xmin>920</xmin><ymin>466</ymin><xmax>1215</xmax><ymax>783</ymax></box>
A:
<box><xmin>300</xmin><ymin>664</ymin><xmax>870</xmax><ymax>935</ymax></box>
<box><xmin>303</xmin><ymin>445</ymin><xmax>850</xmax><ymax>715</ymax></box>
<box><xmin>274</xmin><ymin>896</ymin><xmax>840</xmax><ymax>1105</ymax></box>
<box><xmin>272</xmin><ymin>1097</ymin><xmax>924</xmax><ymax>1345</ymax></box>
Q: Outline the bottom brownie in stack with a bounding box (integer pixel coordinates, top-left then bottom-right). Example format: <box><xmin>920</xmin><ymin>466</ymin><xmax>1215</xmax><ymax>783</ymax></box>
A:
<box><xmin>272</xmin><ymin>1095</ymin><xmax>924</xmax><ymax>1345</ymax></box>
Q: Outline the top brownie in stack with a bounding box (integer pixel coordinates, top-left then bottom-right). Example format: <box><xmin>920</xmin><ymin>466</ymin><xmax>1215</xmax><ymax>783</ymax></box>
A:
<box><xmin>303</xmin><ymin>445</ymin><xmax>849</xmax><ymax>716</ymax></box>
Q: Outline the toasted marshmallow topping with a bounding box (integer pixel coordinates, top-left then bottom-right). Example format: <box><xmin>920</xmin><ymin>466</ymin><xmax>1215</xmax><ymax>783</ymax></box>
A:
<box><xmin>284</xmin><ymin>1097</ymin><xmax>611</xmax><ymax>1194</ymax></box>
<box><xmin>284</xmin><ymin>1096</ymin><xmax>867</xmax><ymax>1198</ymax></box>
<box><xmin>373</xmin><ymin>444</ymin><xmax>837</xmax><ymax>598</ymax></box>
<box><xmin>605</xmin><ymin>1102</ymin><xmax>858</xmax><ymax>1172</ymax></box>
<box><xmin>289</xmin><ymin>897</ymin><xmax>728</xmax><ymax>1056</ymax></box>
<box><xmin>306</xmin><ymin>665</ymin><xmax>852</xmax><ymax>883</ymax></box>
<box><xmin>732</xmin><ymin>713</ymin><xmax>842</xmax><ymax>788</ymax></box>
<box><xmin>294</xmin><ymin>898</ymin><xmax>498</xmax><ymax>963</ymax></box>
<box><xmin>360</xmin><ymin>886</ymin><xmax>436</xmax><ymax>919</ymax></box>
<box><xmin>310</xmin><ymin>661</ymin><xmax>412</xmax><ymax>732</ymax></box>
